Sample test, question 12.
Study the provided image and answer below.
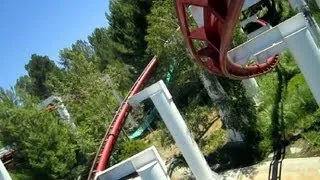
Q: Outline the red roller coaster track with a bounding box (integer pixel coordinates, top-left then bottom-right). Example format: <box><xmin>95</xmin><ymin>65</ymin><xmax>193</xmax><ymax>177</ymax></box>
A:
<box><xmin>175</xmin><ymin>0</ymin><xmax>279</xmax><ymax>79</ymax></box>
<box><xmin>87</xmin><ymin>57</ymin><xmax>157</xmax><ymax>180</ymax></box>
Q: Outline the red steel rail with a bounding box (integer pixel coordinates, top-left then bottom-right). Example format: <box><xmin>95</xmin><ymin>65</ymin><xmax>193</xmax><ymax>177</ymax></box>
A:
<box><xmin>175</xmin><ymin>0</ymin><xmax>279</xmax><ymax>79</ymax></box>
<box><xmin>87</xmin><ymin>57</ymin><xmax>157</xmax><ymax>180</ymax></box>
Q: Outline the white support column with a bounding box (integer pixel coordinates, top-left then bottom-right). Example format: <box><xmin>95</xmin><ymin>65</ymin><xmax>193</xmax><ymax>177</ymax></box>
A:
<box><xmin>288</xmin><ymin>0</ymin><xmax>320</xmax><ymax>44</ymax></box>
<box><xmin>56</xmin><ymin>104</ymin><xmax>76</xmax><ymax>129</ymax></box>
<box><xmin>240</xmin><ymin>14</ymin><xmax>258</xmax><ymax>27</ymax></box>
<box><xmin>137</xmin><ymin>161</ymin><xmax>168</xmax><ymax>180</ymax></box>
<box><xmin>288</xmin><ymin>0</ymin><xmax>307</xmax><ymax>10</ymax></box>
<box><xmin>242</xmin><ymin>0</ymin><xmax>261</xmax><ymax>10</ymax></box>
<box><xmin>317</xmin><ymin>0</ymin><xmax>320</xmax><ymax>8</ymax></box>
<box><xmin>228</xmin><ymin>13</ymin><xmax>308</xmax><ymax>65</ymax></box>
<box><xmin>38</xmin><ymin>96</ymin><xmax>76</xmax><ymax>128</ymax></box>
<box><xmin>0</xmin><ymin>160</ymin><xmax>11</xmax><ymax>180</ymax></box>
<box><xmin>285</xmin><ymin>28</ymin><xmax>320</xmax><ymax>106</ymax></box>
<box><xmin>128</xmin><ymin>81</ymin><xmax>220</xmax><ymax>180</ymax></box>
<box><xmin>242</xmin><ymin>78</ymin><xmax>260</xmax><ymax>105</ymax></box>
<box><xmin>240</xmin><ymin>15</ymin><xmax>272</xmax><ymax>105</ymax></box>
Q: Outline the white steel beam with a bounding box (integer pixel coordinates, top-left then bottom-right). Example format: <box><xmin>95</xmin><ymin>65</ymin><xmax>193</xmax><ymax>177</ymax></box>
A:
<box><xmin>288</xmin><ymin>0</ymin><xmax>320</xmax><ymax>46</ymax></box>
<box><xmin>242</xmin><ymin>78</ymin><xmax>260</xmax><ymax>105</ymax></box>
<box><xmin>128</xmin><ymin>81</ymin><xmax>220</xmax><ymax>180</ymax></box>
<box><xmin>137</xmin><ymin>161</ymin><xmax>168</xmax><ymax>180</ymax></box>
<box><xmin>228</xmin><ymin>13</ymin><xmax>320</xmax><ymax>106</ymax></box>
<box><xmin>228</xmin><ymin>13</ymin><xmax>307</xmax><ymax>64</ymax></box>
<box><xmin>96</xmin><ymin>146</ymin><xmax>169</xmax><ymax>180</ymax></box>
<box><xmin>288</xmin><ymin>0</ymin><xmax>307</xmax><ymax>10</ymax></box>
<box><xmin>285</xmin><ymin>27</ymin><xmax>320</xmax><ymax>106</ymax></box>
<box><xmin>0</xmin><ymin>160</ymin><xmax>11</xmax><ymax>180</ymax></box>
<box><xmin>37</xmin><ymin>96</ymin><xmax>62</xmax><ymax>110</ymax></box>
<box><xmin>38</xmin><ymin>96</ymin><xmax>75</xmax><ymax>128</ymax></box>
<box><xmin>248</xmin><ymin>25</ymin><xmax>272</xmax><ymax>39</ymax></box>
<box><xmin>240</xmin><ymin>14</ymin><xmax>258</xmax><ymax>27</ymax></box>
<box><xmin>242</xmin><ymin>0</ymin><xmax>261</xmax><ymax>10</ymax></box>
<box><xmin>189</xmin><ymin>5</ymin><xmax>204</xmax><ymax>27</ymax></box>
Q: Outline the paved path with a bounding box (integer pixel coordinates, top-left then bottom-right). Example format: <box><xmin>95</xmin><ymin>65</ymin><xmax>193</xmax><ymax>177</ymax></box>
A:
<box><xmin>223</xmin><ymin>157</ymin><xmax>320</xmax><ymax>180</ymax></box>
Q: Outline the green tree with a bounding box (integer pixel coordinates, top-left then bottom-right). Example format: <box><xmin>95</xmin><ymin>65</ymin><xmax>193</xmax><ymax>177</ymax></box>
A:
<box><xmin>89</xmin><ymin>28</ymin><xmax>116</xmax><ymax>71</ymax></box>
<box><xmin>0</xmin><ymin>89</ymin><xmax>78</xmax><ymax>179</ymax></box>
<box><xmin>284</xmin><ymin>74</ymin><xmax>319</xmax><ymax>134</ymax></box>
<box><xmin>106</xmin><ymin>0</ymin><xmax>153</xmax><ymax>71</ymax></box>
<box><xmin>59</xmin><ymin>40</ymin><xmax>96</xmax><ymax>70</ymax></box>
<box><xmin>19</xmin><ymin>54</ymin><xmax>59</xmax><ymax>99</ymax></box>
<box><xmin>47</xmin><ymin>43</ymin><xmax>134</xmax><ymax>174</ymax></box>
<box><xmin>306</xmin><ymin>0</ymin><xmax>320</xmax><ymax>24</ymax></box>
<box><xmin>48</xmin><ymin>46</ymin><xmax>119</xmax><ymax>145</ymax></box>
<box><xmin>262</xmin><ymin>0</ymin><xmax>295</xmax><ymax>25</ymax></box>
<box><xmin>15</xmin><ymin>75</ymin><xmax>33</xmax><ymax>97</ymax></box>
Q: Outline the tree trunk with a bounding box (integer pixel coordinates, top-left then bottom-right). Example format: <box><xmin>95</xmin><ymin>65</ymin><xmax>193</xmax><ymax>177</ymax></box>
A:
<box><xmin>198</xmin><ymin>70</ymin><xmax>243</xmax><ymax>142</ymax></box>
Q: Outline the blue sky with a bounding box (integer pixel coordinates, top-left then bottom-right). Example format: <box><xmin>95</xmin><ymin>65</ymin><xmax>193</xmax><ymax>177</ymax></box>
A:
<box><xmin>0</xmin><ymin>0</ymin><xmax>109</xmax><ymax>90</ymax></box>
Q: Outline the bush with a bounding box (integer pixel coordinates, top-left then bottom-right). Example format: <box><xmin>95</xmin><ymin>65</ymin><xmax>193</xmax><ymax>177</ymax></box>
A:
<box><xmin>302</xmin><ymin>130</ymin><xmax>320</xmax><ymax>146</ymax></box>
<box><xmin>284</xmin><ymin>74</ymin><xmax>319</xmax><ymax>134</ymax></box>
<box><xmin>256</xmin><ymin>51</ymin><xmax>320</xmax><ymax>155</ymax></box>
<box><xmin>185</xmin><ymin>105</ymin><xmax>217</xmax><ymax>139</ymax></box>
<box><xmin>118</xmin><ymin>140</ymin><xmax>149</xmax><ymax>161</ymax></box>
<box><xmin>200</xmin><ymin>129</ymin><xmax>227</xmax><ymax>156</ymax></box>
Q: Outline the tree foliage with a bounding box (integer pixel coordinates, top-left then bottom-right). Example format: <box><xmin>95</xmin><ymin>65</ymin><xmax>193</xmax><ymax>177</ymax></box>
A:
<box><xmin>16</xmin><ymin>54</ymin><xmax>58</xmax><ymax>100</ymax></box>
<box><xmin>0</xmin><ymin>90</ymin><xmax>77</xmax><ymax>179</ymax></box>
<box><xmin>59</xmin><ymin>40</ymin><xmax>95</xmax><ymax>70</ymax></box>
<box><xmin>89</xmin><ymin>28</ymin><xmax>116</xmax><ymax>71</ymax></box>
<box><xmin>105</xmin><ymin>0</ymin><xmax>153</xmax><ymax>71</ymax></box>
